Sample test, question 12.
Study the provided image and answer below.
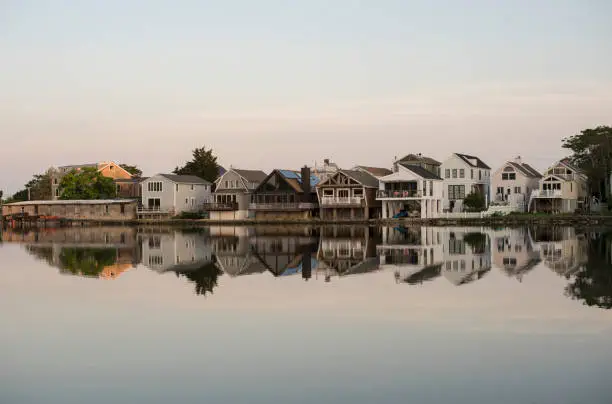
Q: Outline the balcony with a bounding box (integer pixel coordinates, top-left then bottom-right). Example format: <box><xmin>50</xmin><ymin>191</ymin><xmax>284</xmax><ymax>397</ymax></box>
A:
<box><xmin>531</xmin><ymin>190</ymin><xmax>562</xmax><ymax>198</ymax></box>
<box><xmin>202</xmin><ymin>202</ymin><xmax>238</xmax><ymax>211</ymax></box>
<box><xmin>249</xmin><ymin>202</ymin><xmax>317</xmax><ymax>211</ymax></box>
<box><xmin>377</xmin><ymin>189</ymin><xmax>422</xmax><ymax>199</ymax></box>
<box><xmin>320</xmin><ymin>196</ymin><xmax>365</xmax><ymax>207</ymax></box>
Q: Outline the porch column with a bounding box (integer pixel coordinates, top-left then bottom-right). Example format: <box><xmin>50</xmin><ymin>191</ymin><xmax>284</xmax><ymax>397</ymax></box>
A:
<box><xmin>382</xmin><ymin>201</ymin><xmax>388</xmax><ymax>218</ymax></box>
<box><xmin>350</xmin><ymin>208</ymin><xmax>355</xmax><ymax>220</ymax></box>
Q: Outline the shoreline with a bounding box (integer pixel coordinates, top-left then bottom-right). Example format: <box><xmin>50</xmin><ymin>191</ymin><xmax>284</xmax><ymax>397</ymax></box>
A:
<box><xmin>5</xmin><ymin>214</ymin><xmax>611</xmax><ymax>228</ymax></box>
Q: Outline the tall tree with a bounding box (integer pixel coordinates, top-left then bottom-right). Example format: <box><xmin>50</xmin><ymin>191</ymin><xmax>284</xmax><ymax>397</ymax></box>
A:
<box><xmin>59</xmin><ymin>167</ymin><xmax>117</xmax><ymax>200</ymax></box>
<box><xmin>119</xmin><ymin>164</ymin><xmax>143</xmax><ymax>177</ymax></box>
<box><xmin>26</xmin><ymin>173</ymin><xmax>52</xmax><ymax>200</ymax></box>
<box><xmin>563</xmin><ymin>126</ymin><xmax>612</xmax><ymax>201</ymax></box>
<box><xmin>173</xmin><ymin>146</ymin><xmax>220</xmax><ymax>183</ymax></box>
<box><xmin>174</xmin><ymin>261</ymin><xmax>223</xmax><ymax>297</ymax></box>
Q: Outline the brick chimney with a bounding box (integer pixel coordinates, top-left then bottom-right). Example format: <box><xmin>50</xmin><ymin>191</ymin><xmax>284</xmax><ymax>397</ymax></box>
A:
<box><xmin>301</xmin><ymin>166</ymin><xmax>311</xmax><ymax>202</ymax></box>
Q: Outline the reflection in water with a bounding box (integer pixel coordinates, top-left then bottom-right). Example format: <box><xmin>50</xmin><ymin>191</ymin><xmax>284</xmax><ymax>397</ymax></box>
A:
<box><xmin>4</xmin><ymin>225</ymin><xmax>612</xmax><ymax>309</ymax></box>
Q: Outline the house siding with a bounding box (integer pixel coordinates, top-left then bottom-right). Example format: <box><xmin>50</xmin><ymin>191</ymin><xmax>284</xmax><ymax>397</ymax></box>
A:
<box><xmin>2</xmin><ymin>201</ymin><xmax>137</xmax><ymax>221</ymax></box>
<box><xmin>441</xmin><ymin>154</ymin><xmax>491</xmax><ymax>212</ymax></box>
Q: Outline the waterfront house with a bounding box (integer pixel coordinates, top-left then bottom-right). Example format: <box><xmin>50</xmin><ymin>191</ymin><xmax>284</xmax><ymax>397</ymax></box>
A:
<box><xmin>316</xmin><ymin>169</ymin><xmax>382</xmax><ymax>220</ymax></box>
<box><xmin>529</xmin><ymin>159</ymin><xmax>589</xmax><ymax>213</ymax></box>
<box><xmin>140</xmin><ymin>174</ymin><xmax>211</xmax><ymax>216</ymax></box>
<box><xmin>491</xmin><ymin>156</ymin><xmax>542</xmax><ymax>212</ymax></box>
<box><xmin>2</xmin><ymin>199</ymin><xmax>137</xmax><ymax>221</ymax></box>
<box><xmin>208</xmin><ymin>168</ymin><xmax>268</xmax><ymax>220</ymax></box>
<box><xmin>376</xmin><ymin>162</ymin><xmax>444</xmax><ymax>219</ymax></box>
<box><xmin>115</xmin><ymin>177</ymin><xmax>146</xmax><ymax>199</ymax></box>
<box><xmin>441</xmin><ymin>153</ymin><xmax>491</xmax><ymax>212</ymax></box>
<box><xmin>249</xmin><ymin>167</ymin><xmax>320</xmax><ymax>219</ymax></box>
<box><xmin>49</xmin><ymin>161</ymin><xmax>133</xmax><ymax>200</ymax></box>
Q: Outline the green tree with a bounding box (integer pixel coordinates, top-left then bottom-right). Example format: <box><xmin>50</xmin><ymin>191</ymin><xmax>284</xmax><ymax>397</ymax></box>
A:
<box><xmin>464</xmin><ymin>232</ymin><xmax>488</xmax><ymax>254</ymax></box>
<box><xmin>120</xmin><ymin>164</ymin><xmax>143</xmax><ymax>177</ymax></box>
<box><xmin>173</xmin><ymin>146</ymin><xmax>220</xmax><ymax>183</ymax></box>
<box><xmin>26</xmin><ymin>173</ymin><xmax>52</xmax><ymax>200</ymax></box>
<box><xmin>563</xmin><ymin>126</ymin><xmax>612</xmax><ymax>201</ymax></box>
<box><xmin>59</xmin><ymin>248</ymin><xmax>117</xmax><ymax>277</ymax></box>
<box><xmin>463</xmin><ymin>192</ymin><xmax>486</xmax><ymax>212</ymax></box>
<box><xmin>59</xmin><ymin>167</ymin><xmax>117</xmax><ymax>200</ymax></box>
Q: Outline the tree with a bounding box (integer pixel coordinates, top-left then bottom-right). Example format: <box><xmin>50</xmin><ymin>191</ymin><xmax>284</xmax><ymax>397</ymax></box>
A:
<box><xmin>563</xmin><ymin>126</ymin><xmax>612</xmax><ymax>201</ymax></box>
<box><xmin>174</xmin><ymin>261</ymin><xmax>223</xmax><ymax>297</ymax></box>
<box><xmin>463</xmin><ymin>191</ymin><xmax>486</xmax><ymax>212</ymax></box>
<box><xmin>120</xmin><ymin>164</ymin><xmax>143</xmax><ymax>177</ymax></box>
<box><xmin>173</xmin><ymin>146</ymin><xmax>220</xmax><ymax>183</ymax></box>
<box><xmin>26</xmin><ymin>173</ymin><xmax>52</xmax><ymax>200</ymax></box>
<box><xmin>464</xmin><ymin>232</ymin><xmax>488</xmax><ymax>254</ymax></box>
<box><xmin>59</xmin><ymin>167</ymin><xmax>117</xmax><ymax>200</ymax></box>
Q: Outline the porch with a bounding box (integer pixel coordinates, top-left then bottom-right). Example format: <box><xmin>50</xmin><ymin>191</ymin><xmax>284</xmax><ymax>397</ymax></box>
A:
<box><xmin>377</xmin><ymin>181</ymin><xmax>421</xmax><ymax>200</ymax></box>
<box><xmin>250</xmin><ymin>193</ymin><xmax>316</xmax><ymax>211</ymax></box>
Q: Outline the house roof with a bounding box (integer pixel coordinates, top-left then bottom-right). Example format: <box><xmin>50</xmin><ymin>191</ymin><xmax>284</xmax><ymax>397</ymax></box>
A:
<box><xmin>353</xmin><ymin>166</ymin><xmax>393</xmax><ymax>178</ymax></box>
<box><xmin>114</xmin><ymin>177</ymin><xmax>147</xmax><ymax>183</ymax></box>
<box><xmin>507</xmin><ymin>162</ymin><xmax>542</xmax><ymax>178</ymax></box>
<box><xmin>58</xmin><ymin>163</ymin><xmax>98</xmax><ymax>170</ymax></box>
<box><xmin>397</xmin><ymin>154</ymin><xmax>441</xmax><ymax>166</ymax></box>
<box><xmin>455</xmin><ymin>153</ymin><xmax>491</xmax><ymax>169</ymax></box>
<box><xmin>399</xmin><ymin>163</ymin><xmax>443</xmax><ymax>180</ymax></box>
<box><xmin>233</xmin><ymin>169</ymin><xmax>268</xmax><ymax>183</ymax></box>
<box><xmin>340</xmin><ymin>170</ymin><xmax>380</xmax><ymax>188</ymax></box>
<box><xmin>158</xmin><ymin>174</ymin><xmax>211</xmax><ymax>185</ymax></box>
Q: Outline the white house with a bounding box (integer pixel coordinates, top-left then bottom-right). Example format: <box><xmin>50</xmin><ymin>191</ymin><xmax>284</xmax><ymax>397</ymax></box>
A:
<box><xmin>490</xmin><ymin>227</ymin><xmax>540</xmax><ymax>281</ymax></box>
<box><xmin>439</xmin><ymin>227</ymin><xmax>492</xmax><ymax>286</ymax></box>
<box><xmin>377</xmin><ymin>163</ymin><xmax>444</xmax><ymax>219</ymax></box>
<box><xmin>140</xmin><ymin>174</ymin><xmax>211</xmax><ymax>215</ymax></box>
<box><xmin>441</xmin><ymin>153</ymin><xmax>491</xmax><ymax>212</ymax></box>
<box><xmin>491</xmin><ymin>157</ymin><xmax>542</xmax><ymax>212</ymax></box>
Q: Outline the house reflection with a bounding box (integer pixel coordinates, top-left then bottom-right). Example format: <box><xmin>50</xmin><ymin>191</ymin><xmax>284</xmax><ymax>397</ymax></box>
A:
<box><xmin>139</xmin><ymin>230</ymin><xmax>213</xmax><ymax>273</ymax></box>
<box><xmin>316</xmin><ymin>226</ymin><xmax>381</xmax><ymax>282</ymax></box>
<box><xmin>531</xmin><ymin>227</ymin><xmax>588</xmax><ymax>278</ymax></box>
<box><xmin>377</xmin><ymin>226</ymin><xmax>445</xmax><ymax>285</ymax></box>
<box><xmin>209</xmin><ymin>226</ymin><xmax>267</xmax><ymax>277</ymax></box>
<box><xmin>440</xmin><ymin>228</ymin><xmax>492</xmax><ymax>286</ymax></box>
<box><xmin>249</xmin><ymin>227</ymin><xmax>319</xmax><ymax>279</ymax></box>
<box><xmin>491</xmin><ymin>227</ymin><xmax>541</xmax><ymax>282</ymax></box>
<box><xmin>11</xmin><ymin>227</ymin><xmax>140</xmax><ymax>279</ymax></box>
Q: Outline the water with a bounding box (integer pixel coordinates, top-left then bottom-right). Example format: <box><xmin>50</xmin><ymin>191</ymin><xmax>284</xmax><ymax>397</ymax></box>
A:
<box><xmin>1</xmin><ymin>225</ymin><xmax>611</xmax><ymax>404</ymax></box>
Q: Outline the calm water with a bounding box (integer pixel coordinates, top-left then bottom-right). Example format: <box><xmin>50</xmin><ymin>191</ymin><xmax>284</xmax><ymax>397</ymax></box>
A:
<box><xmin>1</xmin><ymin>225</ymin><xmax>611</xmax><ymax>404</ymax></box>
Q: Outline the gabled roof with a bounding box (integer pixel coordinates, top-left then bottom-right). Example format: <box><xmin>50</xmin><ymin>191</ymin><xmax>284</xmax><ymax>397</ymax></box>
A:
<box><xmin>506</xmin><ymin>162</ymin><xmax>542</xmax><ymax>178</ymax></box>
<box><xmin>158</xmin><ymin>174</ymin><xmax>211</xmax><ymax>185</ymax></box>
<box><xmin>254</xmin><ymin>169</ymin><xmax>320</xmax><ymax>194</ymax></box>
<box><xmin>399</xmin><ymin>163</ymin><xmax>443</xmax><ymax>180</ymax></box>
<box><xmin>397</xmin><ymin>154</ymin><xmax>441</xmax><ymax>166</ymax></box>
<box><xmin>233</xmin><ymin>169</ymin><xmax>268</xmax><ymax>183</ymax></box>
<box><xmin>318</xmin><ymin>170</ymin><xmax>379</xmax><ymax>188</ymax></box>
<box><xmin>353</xmin><ymin>166</ymin><xmax>393</xmax><ymax>178</ymax></box>
<box><xmin>455</xmin><ymin>153</ymin><xmax>491</xmax><ymax>169</ymax></box>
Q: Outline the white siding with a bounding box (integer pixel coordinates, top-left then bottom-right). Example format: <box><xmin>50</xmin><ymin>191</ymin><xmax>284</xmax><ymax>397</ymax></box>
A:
<box><xmin>141</xmin><ymin>175</ymin><xmax>211</xmax><ymax>214</ymax></box>
<box><xmin>140</xmin><ymin>176</ymin><xmax>176</xmax><ymax>212</ymax></box>
<box><xmin>441</xmin><ymin>154</ymin><xmax>491</xmax><ymax>212</ymax></box>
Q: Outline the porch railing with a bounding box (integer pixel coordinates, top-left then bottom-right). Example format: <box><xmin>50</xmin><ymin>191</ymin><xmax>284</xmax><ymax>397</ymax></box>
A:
<box><xmin>202</xmin><ymin>202</ymin><xmax>238</xmax><ymax>211</ymax></box>
<box><xmin>320</xmin><ymin>196</ymin><xmax>365</xmax><ymax>206</ymax></box>
<box><xmin>137</xmin><ymin>207</ymin><xmax>174</xmax><ymax>215</ymax></box>
<box><xmin>249</xmin><ymin>202</ymin><xmax>317</xmax><ymax>210</ymax></box>
<box><xmin>531</xmin><ymin>190</ymin><xmax>562</xmax><ymax>198</ymax></box>
<box><xmin>377</xmin><ymin>190</ymin><xmax>422</xmax><ymax>199</ymax></box>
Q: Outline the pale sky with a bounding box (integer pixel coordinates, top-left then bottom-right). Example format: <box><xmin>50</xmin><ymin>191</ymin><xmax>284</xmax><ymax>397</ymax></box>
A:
<box><xmin>1</xmin><ymin>0</ymin><xmax>611</xmax><ymax>194</ymax></box>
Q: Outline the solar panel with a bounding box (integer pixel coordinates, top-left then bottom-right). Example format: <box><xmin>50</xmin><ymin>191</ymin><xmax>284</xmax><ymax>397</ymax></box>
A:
<box><xmin>279</xmin><ymin>170</ymin><xmax>299</xmax><ymax>180</ymax></box>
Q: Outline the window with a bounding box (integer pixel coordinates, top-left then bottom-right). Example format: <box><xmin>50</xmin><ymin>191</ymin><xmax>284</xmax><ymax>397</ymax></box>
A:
<box><xmin>55</xmin><ymin>189</ymin><xmax>60</xmax><ymax>197</ymax></box>
<box><xmin>353</xmin><ymin>188</ymin><xmax>363</xmax><ymax>197</ymax></box>
<box><xmin>191</xmin><ymin>198</ymin><xmax>195</xmax><ymax>206</ymax></box>
<box><xmin>225</xmin><ymin>181</ymin><xmax>229</xmax><ymax>188</ymax></box>
<box><xmin>120</xmin><ymin>204</ymin><xmax>125</xmax><ymax>214</ymax></box>
<box><xmin>185</xmin><ymin>198</ymin><xmax>189</xmax><ymax>205</ymax></box>
<box><xmin>452</xmin><ymin>169</ymin><xmax>457</xmax><ymax>178</ymax></box>
<box><xmin>514</xmin><ymin>186</ymin><xmax>521</xmax><ymax>194</ymax></box>
<box><xmin>459</xmin><ymin>169</ymin><xmax>465</xmax><ymax>178</ymax></box>
<box><xmin>429</xmin><ymin>181</ymin><xmax>433</xmax><ymax>196</ymax></box>
<box><xmin>445</xmin><ymin>169</ymin><xmax>450</xmax><ymax>178</ymax></box>
<box><xmin>110</xmin><ymin>166</ymin><xmax>114</xmax><ymax>170</ymax></box>
<box><xmin>471</xmin><ymin>169</ymin><xmax>474</xmax><ymax>179</ymax></box>
<box><xmin>148</xmin><ymin>256</ymin><xmax>163</xmax><ymax>266</ymax></box>
<box><xmin>570</xmin><ymin>183</ymin><xmax>573</xmax><ymax>192</ymax></box>
<box><xmin>448</xmin><ymin>185</ymin><xmax>466</xmax><ymax>200</ymax></box>
<box><xmin>191</xmin><ymin>185</ymin><xmax>194</xmax><ymax>190</ymax></box>
<box><xmin>53</xmin><ymin>178</ymin><xmax>58</xmax><ymax>185</ymax></box>
<box><xmin>176</xmin><ymin>184</ymin><xmax>179</xmax><ymax>192</ymax></box>
<box><xmin>479</xmin><ymin>170</ymin><xmax>482</xmax><ymax>180</ymax></box>
<box><xmin>116</xmin><ymin>184</ymin><xmax>121</xmax><ymax>194</ymax></box>
<box><xmin>105</xmin><ymin>205</ymin><xmax>109</xmax><ymax>214</ymax></box>
<box><xmin>323</xmin><ymin>189</ymin><xmax>334</xmax><ymax>197</ymax></box>
<box><xmin>497</xmin><ymin>187</ymin><xmax>504</xmax><ymax>195</ymax></box>
<box><xmin>148</xmin><ymin>181</ymin><xmax>163</xmax><ymax>192</ymax></box>
<box><xmin>149</xmin><ymin>236</ymin><xmax>161</xmax><ymax>249</ymax></box>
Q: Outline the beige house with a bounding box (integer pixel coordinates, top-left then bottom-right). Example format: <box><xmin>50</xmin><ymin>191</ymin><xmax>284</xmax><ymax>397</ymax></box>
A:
<box><xmin>49</xmin><ymin>161</ymin><xmax>134</xmax><ymax>200</ymax></box>
<box><xmin>529</xmin><ymin>159</ymin><xmax>589</xmax><ymax>213</ymax></box>
<box><xmin>491</xmin><ymin>157</ymin><xmax>542</xmax><ymax>212</ymax></box>
<box><xmin>209</xmin><ymin>168</ymin><xmax>268</xmax><ymax>220</ymax></box>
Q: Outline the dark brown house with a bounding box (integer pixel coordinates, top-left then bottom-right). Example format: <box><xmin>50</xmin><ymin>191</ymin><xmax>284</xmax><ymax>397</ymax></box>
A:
<box><xmin>316</xmin><ymin>169</ymin><xmax>382</xmax><ymax>220</ymax></box>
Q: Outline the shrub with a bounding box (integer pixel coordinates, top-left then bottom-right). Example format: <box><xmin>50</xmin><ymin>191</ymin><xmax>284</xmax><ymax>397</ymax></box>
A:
<box><xmin>175</xmin><ymin>211</ymin><xmax>207</xmax><ymax>220</ymax></box>
<box><xmin>463</xmin><ymin>192</ymin><xmax>486</xmax><ymax>212</ymax></box>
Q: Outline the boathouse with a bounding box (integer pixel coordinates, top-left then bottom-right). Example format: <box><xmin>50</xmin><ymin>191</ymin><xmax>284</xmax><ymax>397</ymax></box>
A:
<box><xmin>1</xmin><ymin>199</ymin><xmax>138</xmax><ymax>221</ymax></box>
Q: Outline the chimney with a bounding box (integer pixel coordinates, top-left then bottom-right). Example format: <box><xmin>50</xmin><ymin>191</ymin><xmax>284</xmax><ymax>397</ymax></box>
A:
<box><xmin>301</xmin><ymin>166</ymin><xmax>311</xmax><ymax>202</ymax></box>
<box><xmin>301</xmin><ymin>252</ymin><xmax>312</xmax><ymax>281</ymax></box>
<box><xmin>324</xmin><ymin>158</ymin><xmax>330</xmax><ymax>166</ymax></box>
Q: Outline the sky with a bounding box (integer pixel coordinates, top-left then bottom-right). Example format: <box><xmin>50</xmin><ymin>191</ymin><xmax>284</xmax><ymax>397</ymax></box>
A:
<box><xmin>1</xmin><ymin>0</ymin><xmax>611</xmax><ymax>194</ymax></box>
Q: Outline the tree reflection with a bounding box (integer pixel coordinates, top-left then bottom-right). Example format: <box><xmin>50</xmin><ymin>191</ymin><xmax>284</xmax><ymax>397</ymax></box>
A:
<box><xmin>58</xmin><ymin>248</ymin><xmax>117</xmax><ymax>277</ymax></box>
<box><xmin>565</xmin><ymin>232</ymin><xmax>612</xmax><ymax>309</ymax></box>
<box><xmin>174</xmin><ymin>261</ymin><xmax>223</xmax><ymax>297</ymax></box>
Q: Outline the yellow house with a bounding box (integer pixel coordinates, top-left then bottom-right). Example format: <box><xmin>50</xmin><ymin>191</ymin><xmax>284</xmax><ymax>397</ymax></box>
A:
<box><xmin>529</xmin><ymin>159</ymin><xmax>589</xmax><ymax>213</ymax></box>
<box><xmin>49</xmin><ymin>161</ymin><xmax>133</xmax><ymax>200</ymax></box>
